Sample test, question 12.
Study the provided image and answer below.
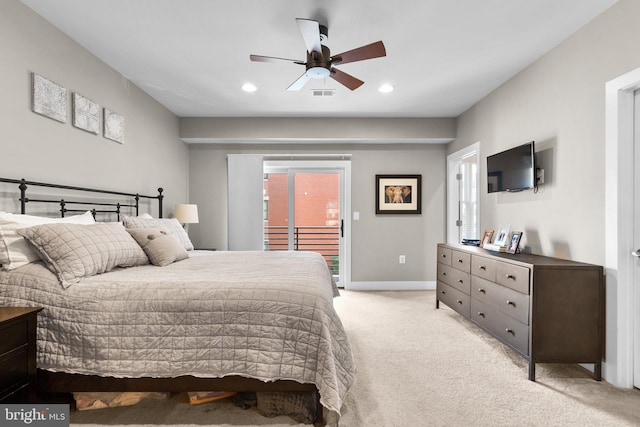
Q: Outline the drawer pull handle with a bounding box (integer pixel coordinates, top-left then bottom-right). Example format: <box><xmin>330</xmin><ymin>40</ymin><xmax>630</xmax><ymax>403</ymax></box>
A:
<box><xmin>457</xmin><ymin>259</ymin><xmax>463</xmax><ymax>263</ymax></box>
<box><xmin>458</xmin><ymin>279</ymin><xmax>464</xmax><ymax>283</ymax></box>
<box><xmin>478</xmin><ymin>288</ymin><xmax>486</xmax><ymax>294</ymax></box>
<box><xmin>506</xmin><ymin>300</ymin><xmax>515</xmax><ymax>306</ymax></box>
<box><xmin>506</xmin><ymin>274</ymin><xmax>515</xmax><ymax>280</ymax></box>
<box><xmin>479</xmin><ymin>265</ymin><xmax>486</xmax><ymax>270</ymax></box>
<box><xmin>505</xmin><ymin>328</ymin><xmax>514</xmax><ymax>335</ymax></box>
<box><xmin>442</xmin><ymin>272</ymin><xmax>447</xmax><ymax>276</ymax></box>
<box><xmin>441</xmin><ymin>290</ymin><xmax>446</xmax><ymax>295</ymax></box>
<box><xmin>478</xmin><ymin>312</ymin><xmax>485</xmax><ymax>317</ymax></box>
<box><xmin>456</xmin><ymin>300</ymin><xmax>463</xmax><ymax>305</ymax></box>
<box><xmin>442</xmin><ymin>254</ymin><xmax>447</xmax><ymax>258</ymax></box>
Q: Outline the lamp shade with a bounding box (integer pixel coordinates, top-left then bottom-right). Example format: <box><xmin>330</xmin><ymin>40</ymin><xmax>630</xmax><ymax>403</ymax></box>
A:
<box><xmin>173</xmin><ymin>204</ymin><xmax>199</xmax><ymax>224</ymax></box>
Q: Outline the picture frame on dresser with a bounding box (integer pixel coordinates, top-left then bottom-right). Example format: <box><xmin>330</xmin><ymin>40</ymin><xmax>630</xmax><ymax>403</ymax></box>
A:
<box><xmin>506</xmin><ymin>231</ymin><xmax>522</xmax><ymax>254</ymax></box>
<box><xmin>481</xmin><ymin>229</ymin><xmax>494</xmax><ymax>247</ymax></box>
<box><xmin>494</xmin><ymin>225</ymin><xmax>511</xmax><ymax>246</ymax></box>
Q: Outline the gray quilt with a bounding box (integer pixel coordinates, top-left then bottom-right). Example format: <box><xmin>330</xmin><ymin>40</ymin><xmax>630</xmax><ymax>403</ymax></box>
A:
<box><xmin>0</xmin><ymin>250</ymin><xmax>355</xmax><ymax>416</ymax></box>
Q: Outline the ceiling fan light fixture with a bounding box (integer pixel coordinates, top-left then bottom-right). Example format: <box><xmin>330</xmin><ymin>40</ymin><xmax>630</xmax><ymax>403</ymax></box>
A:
<box><xmin>306</xmin><ymin>66</ymin><xmax>330</xmax><ymax>79</ymax></box>
<box><xmin>379</xmin><ymin>83</ymin><xmax>394</xmax><ymax>93</ymax></box>
<box><xmin>242</xmin><ymin>82</ymin><xmax>257</xmax><ymax>92</ymax></box>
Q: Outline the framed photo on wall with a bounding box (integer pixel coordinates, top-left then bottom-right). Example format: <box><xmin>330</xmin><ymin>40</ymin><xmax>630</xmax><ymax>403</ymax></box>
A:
<box><xmin>375</xmin><ymin>174</ymin><xmax>422</xmax><ymax>214</ymax></box>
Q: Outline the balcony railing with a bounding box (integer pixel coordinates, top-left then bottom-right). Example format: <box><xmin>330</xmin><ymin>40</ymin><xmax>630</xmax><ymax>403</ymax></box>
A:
<box><xmin>264</xmin><ymin>225</ymin><xmax>340</xmax><ymax>276</ymax></box>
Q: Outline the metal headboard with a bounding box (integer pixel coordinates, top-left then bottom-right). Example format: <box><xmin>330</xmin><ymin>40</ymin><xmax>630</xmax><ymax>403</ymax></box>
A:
<box><xmin>0</xmin><ymin>177</ymin><xmax>164</xmax><ymax>219</ymax></box>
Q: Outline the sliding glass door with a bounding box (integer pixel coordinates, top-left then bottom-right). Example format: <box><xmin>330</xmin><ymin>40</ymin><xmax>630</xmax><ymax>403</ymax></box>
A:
<box><xmin>263</xmin><ymin>161</ymin><xmax>349</xmax><ymax>287</ymax></box>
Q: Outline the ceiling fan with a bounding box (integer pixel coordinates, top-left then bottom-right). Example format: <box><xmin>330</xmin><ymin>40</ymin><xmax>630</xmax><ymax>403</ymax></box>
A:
<box><xmin>250</xmin><ymin>18</ymin><xmax>386</xmax><ymax>91</ymax></box>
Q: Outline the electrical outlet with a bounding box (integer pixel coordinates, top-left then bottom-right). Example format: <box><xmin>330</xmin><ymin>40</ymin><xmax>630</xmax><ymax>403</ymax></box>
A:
<box><xmin>399</xmin><ymin>255</ymin><xmax>406</xmax><ymax>264</ymax></box>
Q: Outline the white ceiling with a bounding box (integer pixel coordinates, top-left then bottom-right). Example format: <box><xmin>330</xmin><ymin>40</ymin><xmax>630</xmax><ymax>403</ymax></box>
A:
<box><xmin>21</xmin><ymin>0</ymin><xmax>617</xmax><ymax>118</ymax></box>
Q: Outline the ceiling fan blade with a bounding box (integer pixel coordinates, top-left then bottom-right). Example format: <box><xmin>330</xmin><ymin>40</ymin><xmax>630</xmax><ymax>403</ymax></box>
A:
<box><xmin>250</xmin><ymin>54</ymin><xmax>305</xmax><ymax>65</ymax></box>
<box><xmin>330</xmin><ymin>67</ymin><xmax>364</xmax><ymax>91</ymax></box>
<box><xmin>286</xmin><ymin>72</ymin><xmax>312</xmax><ymax>91</ymax></box>
<box><xmin>296</xmin><ymin>18</ymin><xmax>322</xmax><ymax>54</ymax></box>
<box><xmin>331</xmin><ymin>41</ymin><xmax>386</xmax><ymax>65</ymax></box>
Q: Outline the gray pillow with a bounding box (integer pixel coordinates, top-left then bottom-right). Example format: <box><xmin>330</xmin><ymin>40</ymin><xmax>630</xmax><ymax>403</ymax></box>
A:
<box><xmin>17</xmin><ymin>222</ymin><xmax>149</xmax><ymax>288</ymax></box>
<box><xmin>127</xmin><ymin>227</ymin><xmax>188</xmax><ymax>267</ymax></box>
<box><xmin>121</xmin><ymin>215</ymin><xmax>194</xmax><ymax>251</ymax></box>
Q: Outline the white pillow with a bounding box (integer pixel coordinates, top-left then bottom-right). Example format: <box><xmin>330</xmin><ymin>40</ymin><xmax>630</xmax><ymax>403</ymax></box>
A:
<box><xmin>0</xmin><ymin>211</ymin><xmax>95</xmax><ymax>270</ymax></box>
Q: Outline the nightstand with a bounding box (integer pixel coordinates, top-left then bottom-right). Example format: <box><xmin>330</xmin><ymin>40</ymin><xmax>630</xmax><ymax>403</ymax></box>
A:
<box><xmin>0</xmin><ymin>307</ymin><xmax>42</xmax><ymax>403</ymax></box>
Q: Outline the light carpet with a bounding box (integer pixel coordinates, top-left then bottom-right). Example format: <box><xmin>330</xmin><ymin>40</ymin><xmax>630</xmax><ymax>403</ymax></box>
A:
<box><xmin>69</xmin><ymin>290</ymin><xmax>640</xmax><ymax>427</ymax></box>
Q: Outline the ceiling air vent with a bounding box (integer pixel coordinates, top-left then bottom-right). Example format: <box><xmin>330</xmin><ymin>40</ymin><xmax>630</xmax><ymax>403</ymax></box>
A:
<box><xmin>311</xmin><ymin>89</ymin><xmax>335</xmax><ymax>97</ymax></box>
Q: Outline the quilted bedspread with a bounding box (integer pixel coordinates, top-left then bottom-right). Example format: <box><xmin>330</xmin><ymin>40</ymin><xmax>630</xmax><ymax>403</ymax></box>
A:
<box><xmin>0</xmin><ymin>250</ymin><xmax>355</xmax><ymax>415</ymax></box>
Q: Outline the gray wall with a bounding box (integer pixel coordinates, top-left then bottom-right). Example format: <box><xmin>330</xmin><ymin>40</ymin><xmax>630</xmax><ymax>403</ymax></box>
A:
<box><xmin>0</xmin><ymin>1</ymin><xmax>188</xmax><ymax>216</ymax></box>
<box><xmin>188</xmin><ymin>143</ymin><xmax>446</xmax><ymax>283</ymax></box>
<box><xmin>450</xmin><ymin>0</ymin><xmax>640</xmax><ymax>267</ymax></box>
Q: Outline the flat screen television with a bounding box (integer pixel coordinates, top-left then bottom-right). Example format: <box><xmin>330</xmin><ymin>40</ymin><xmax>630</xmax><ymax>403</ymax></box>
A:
<box><xmin>487</xmin><ymin>141</ymin><xmax>535</xmax><ymax>193</ymax></box>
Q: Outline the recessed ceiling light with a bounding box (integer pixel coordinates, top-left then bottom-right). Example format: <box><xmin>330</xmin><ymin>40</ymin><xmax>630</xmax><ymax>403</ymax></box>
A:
<box><xmin>379</xmin><ymin>84</ymin><xmax>394</xmax><ymax>93</ymax></box>
<box><xmin>242</xmin><ymin>83</ymin><xmax>257</xmax><ymax>92</ymax></box>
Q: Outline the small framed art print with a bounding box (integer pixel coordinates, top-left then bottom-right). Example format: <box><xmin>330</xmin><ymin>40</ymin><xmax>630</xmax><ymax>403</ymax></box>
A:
<box><xmin>32</xmin><ymin>73</ymin><xmax>67</xmax><ymax>123</ymax></box>
<box><xmin>104</xmin><ymin>107</ymin><xmax>125</xmax><ymax>143</ymax></box>
<box><xmin>72</xmin><ymin>93</ymin><xmax>100</xmax><ymax>134</ymax></box>
<box><xmin>375</xmin><ymin>174</ymin><xmax>422</xmax><ymax>214</ymax></box>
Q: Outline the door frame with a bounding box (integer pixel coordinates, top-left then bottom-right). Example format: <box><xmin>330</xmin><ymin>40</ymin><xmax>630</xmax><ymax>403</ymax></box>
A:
<box><xmin>263</xmin><ymin>160</ymin><xmax>352</xmax><ymax>288</ymax></box>
<box><xmin>446</xmin><ymin>142</ymin><xmax>480</xmax><ymax>244</ymax></box>
<box><xmin>605</xmin><ymin>66</ymin><xmax>640</xmax><ymax>388</ymax></box>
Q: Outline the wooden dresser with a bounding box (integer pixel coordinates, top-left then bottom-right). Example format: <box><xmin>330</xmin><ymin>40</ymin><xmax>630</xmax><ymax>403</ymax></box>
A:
<box><xmin>436</xmin><ymin>243</ymin><xmax>604</xmax><ymax>381</ymax></box>
<box><xmin>0</xmin><ymin>307</ymin><xmax>42</xmax><ymax>402</ymax></box>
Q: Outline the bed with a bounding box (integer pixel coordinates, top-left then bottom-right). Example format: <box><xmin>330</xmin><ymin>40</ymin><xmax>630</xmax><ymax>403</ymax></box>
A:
<box><xmin>0</xmin><ymin>178</ymin><xmax>355</xmax><ymax>425</ymax></box>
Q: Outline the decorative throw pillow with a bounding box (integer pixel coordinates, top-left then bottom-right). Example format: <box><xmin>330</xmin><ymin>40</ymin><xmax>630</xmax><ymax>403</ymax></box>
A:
<box><xmin>127</xmin><ymin>227</ymin><xmax>188</xmax><ymax>267</ymax></box>
<box><xmin>121</xmin><ymin>215</ymin><xmax>194</xmax><ymax>251</ymax></box>
<box><xmin>0</xmin><ymin>211</ymin><xmax>95</xmax><ymax>270</ymax></box>
<box><xmin>17</xmin><ymin>222</ymin><xmax>149</xmax><ymax>287</ymax></box>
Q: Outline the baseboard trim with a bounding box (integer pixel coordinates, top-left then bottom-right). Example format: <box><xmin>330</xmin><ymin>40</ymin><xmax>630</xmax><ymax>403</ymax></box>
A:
<box><xmin>346</xmin><ymin>281</ymin><xmax>435</xmax><ymax>291</ymax></box>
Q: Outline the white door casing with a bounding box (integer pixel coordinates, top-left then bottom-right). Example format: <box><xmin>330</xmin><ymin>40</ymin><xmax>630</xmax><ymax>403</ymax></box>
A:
<box><xmin>605</xmin><ymin>67</ymin><xmax>640</xmax><ymax>388</ymax></box>
<box><xmin>447</xmin><ymin>142</ymin><xmax>480</xmax><ymax>244</ymax></box>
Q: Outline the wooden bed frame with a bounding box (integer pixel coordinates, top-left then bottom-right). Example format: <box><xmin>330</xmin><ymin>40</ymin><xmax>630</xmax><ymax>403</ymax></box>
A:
<box><xmin>0</xmin><ymin>177</ymin><xmax>325</xmax><ymax>425</ymax></box>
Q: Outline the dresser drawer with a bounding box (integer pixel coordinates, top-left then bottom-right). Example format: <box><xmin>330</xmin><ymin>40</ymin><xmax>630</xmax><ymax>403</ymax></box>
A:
<box><xmin>437</xmin><ymin>281</ymin><xmax>470</xmax><ymax>318</ymax></box>
<box><xmin>0</xmin><ymin>321</ymin><xmax>28</xmax><ymax>356</ymax></box>
<box><xmin>451</xmin><ymin>250</ymin><xmax>471</xmax><ymax>273</ymax></box>
<box><xmin>496</xmin><ymin>262</ymin><xmax>530</xmax><ymax>294</ymax></box>
<box><xmin>471</xmin><ymin>299</ymin><xmax>529</xmax><ymax>356</ymax></box>
<box><xmin>471</xmin><ymin>255</ymin><xmax>496</xmax><ymax>281</ymax></box>
<box><xmin>437</xmin><ymin>264</ymin><xmax>471</xmax><ymax>294</ymax></box>
<box><xmin>437</xmin><ymin>246</ymin><xmax>452</xmax><ymax>266</ymax></box>
<box><xmin>0</xmin><ymin>347</ymin><xmax>28</xmax><ymax>394</ymax></box>
<box><xmin>471</xmin><ymin>276</ymin><xmax>530</xmax><ymax>325</ymax></box>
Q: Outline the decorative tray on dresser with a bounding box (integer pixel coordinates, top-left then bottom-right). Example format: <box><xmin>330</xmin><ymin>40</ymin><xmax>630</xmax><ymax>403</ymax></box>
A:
<box><xmin>436</xmin><ymin>243</ymin><xmax>604</xmax><ymax>381</ymax></box>
<box><xmin>0</xmin><ymin>307</ymin><xmax>43</xmax><ymax>403</ymax></box>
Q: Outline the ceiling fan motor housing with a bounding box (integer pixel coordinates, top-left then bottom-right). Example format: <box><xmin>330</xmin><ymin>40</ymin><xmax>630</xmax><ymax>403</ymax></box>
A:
<box><xmin>306</xmin><ymin>45</ymin><xmax>331</xmax><ymax>79</ymax></box>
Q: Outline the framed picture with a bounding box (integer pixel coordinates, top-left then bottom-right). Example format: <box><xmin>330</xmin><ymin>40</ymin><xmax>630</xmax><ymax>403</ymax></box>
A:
<box><xmin>481</xmin><ymin>229</ymin><xmax>494</xmax><ymax>247</ymax></box>
<box><xmin>72</xmin><ymin>93</ymin><xmax>100</xmax><ymax>134</ymax></box>
<box><xmin>32</xmin><ymin>73</ymin><xmax>67</xmax><ymax>123</ymax></box>
<box><xmin>375</xmin><ymin>174</ymin><xmax>421</xmax><ymax>214</ymax></box>
<box><xmin>507</xmin><ymin>231</ymin><xmax>523</xmax><ymax>254</ymax></box>
<box><xmin>494</xmin><ymin>225</ymin><xmax>511</xmax><ymax>246</ymax></box>
<box><xmin>104</xmin><ymin>107</ymin><xmax>125</xmax><ymax>143</ymax></box>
